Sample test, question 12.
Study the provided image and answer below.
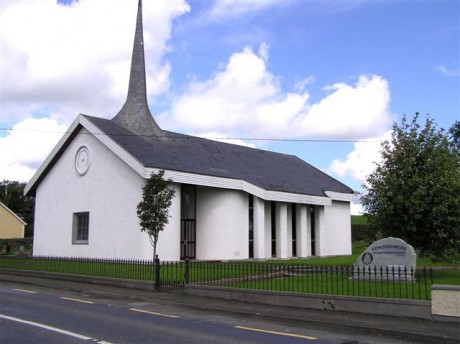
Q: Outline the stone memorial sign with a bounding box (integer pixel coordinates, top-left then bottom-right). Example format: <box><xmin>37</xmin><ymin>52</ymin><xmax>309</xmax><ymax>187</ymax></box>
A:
<box><xmin>354</xmin><ymin>237</ymin><xmax>417</xmax><ymax>280</ymax></box>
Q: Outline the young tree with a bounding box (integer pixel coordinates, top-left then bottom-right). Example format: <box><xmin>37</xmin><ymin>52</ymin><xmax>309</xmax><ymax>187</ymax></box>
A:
<box><xmin>136</xmin><ymin>170</ymin><xmax>176</xmax><ymax>261</ymax></box>
<box><xmin>361</xmin><ymin>114</ymin><xmax>460</xmax><ymax>259</ymax></box>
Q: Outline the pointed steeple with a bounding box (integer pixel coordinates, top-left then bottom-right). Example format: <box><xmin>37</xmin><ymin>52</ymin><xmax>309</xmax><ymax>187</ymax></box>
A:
<box><xmin>112</xmin><ymin>0</ymin><xmax>162</xmax><ymax>137</ymax></box>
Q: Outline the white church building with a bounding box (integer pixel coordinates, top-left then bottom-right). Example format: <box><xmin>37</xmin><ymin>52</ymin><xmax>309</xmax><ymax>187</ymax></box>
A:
<box><xmin>25</xmin><ymin>0</ymin><xmax>354</xmax><ymax>261</ymax></box>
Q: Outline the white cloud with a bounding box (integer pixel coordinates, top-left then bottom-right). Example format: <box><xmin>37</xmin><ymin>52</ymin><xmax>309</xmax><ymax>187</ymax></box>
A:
<box><xmin>303</xmin><ymin>76</ymin><xmax>390</xmax><ymax>139</ymax></box>
<box><xmin>0</xmin><ymin>0</ymin><xmax>189</xmax><ymax>124</ymax></box>
<box><xmin>258</xmin><ymin>42</ymin><xmax>270</xmax><ymax>62</ymax></box>
<box><xmin>164</xmin><ymin>45</ymin><xmax>283</xmax><ymax>134</ymax></box>
<box><xmin>206</xmin><ymin>0</ymin><xmax>283</xmax><ymax>21</ymax></box>
<box><xmin>0</xmin><ymin>0</ymin><xmax>189</xmax><ymax>181</ymax></box>
<box><xmin>329</xmin><ymin>130</ymin><xmax>392</xmax><ymax>185</ymax></box>
<box><xmin>436</xmin><ymin>65</ymin><xmax>460</xmax><ymax>77</ymax></box>
<box><xmin>350</xmin><ymin>202</ymin><xmax>364</xmax><ymax>216</ymax></box>
<box><xmin>0</xmin><ymin>118</ymin><xmax>68</xmax><ymax>182</ymax></box>
<box><xmin>163</xmin><ymin>45</ymin><xmax>391</xmax><ymax>140</ymax></box>
<box><xmin>295</xmin><ymin>76</ymin><xmax>316</xmax><ymax>92</ymax></box>
<box><xmin>204</xmin><ymin>0</ymin><xmax>365</xmax><ymax>22</ymax></box>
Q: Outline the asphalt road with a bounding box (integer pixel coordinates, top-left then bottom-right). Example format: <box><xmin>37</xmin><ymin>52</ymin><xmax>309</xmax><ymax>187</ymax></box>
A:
<box><xmin>1</xmin><ymin>283</ymin><xmax>333</xmax><ymax>344</ymax></box>
<box><xmin>0</xmin><ymin>279</ymin><xmax>457</xmax><ymax>344</ymax></box>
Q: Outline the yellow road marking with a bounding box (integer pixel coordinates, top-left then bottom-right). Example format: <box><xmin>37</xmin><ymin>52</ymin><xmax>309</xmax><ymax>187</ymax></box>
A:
<box><xmin>13</xmin><ymin>289</ymin><xmax>37</xmax><ymax>294</ymax></box>
<box><xmin>129</xmin><ymin>308</ymin><xmax>179</xmax><ymax>318</ymax></box>
<box><xmin>235</xmin><ymin>325</ymin><xmax>317</xmax><ymax>340</ymax></box>
<box><xmin>60</xmin><ymin>297</ymin><xmax>94</xmax><ymax>304</ymax></box>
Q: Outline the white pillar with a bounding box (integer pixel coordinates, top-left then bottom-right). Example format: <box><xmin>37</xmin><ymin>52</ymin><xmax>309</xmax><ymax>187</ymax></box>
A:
<box><xmin>253</xmin><ymin>197</ymin><xmax>265</xmax><ymax>259</ymax></box>
<box><xmin>287</xmin><ymin>204</ymin><xmax>293</xmax><ymax>257</ymax></box>
<box><xmin>296</xmin><ymin>204</ymin><xmax>309</xmax><ymax>257</ymax></box>
<box><xmin>315</xmin><ymin>205</ymin><xmax>325</xmax><ymax>256</ymax></box>
<box><xmin>158</xmin><ymin>183</ymin><xmax>181</xmax><ymax>261</ymax></box>
<box><xmin>264</xmin><ymin>202</ymin><xmax>272</xmax><ymax>258</ymax></box>
<box><xmin>276</xmin><ymin>202</ymin><xmax>288</xmax><ymax>258</ymax></box>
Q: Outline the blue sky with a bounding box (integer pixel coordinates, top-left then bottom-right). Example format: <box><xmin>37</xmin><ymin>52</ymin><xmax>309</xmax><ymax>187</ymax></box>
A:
<box><xmin>1</xmin><ymin>0</ymin><xmax>459</xmax><ymax>214</ymax></box>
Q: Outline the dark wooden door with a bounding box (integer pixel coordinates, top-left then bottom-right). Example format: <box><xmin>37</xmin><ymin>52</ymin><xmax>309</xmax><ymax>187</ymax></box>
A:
<box><xmin>180</xmin><ymin>219</ymin><xmax>196</xmax><ymax>259</ymax></box>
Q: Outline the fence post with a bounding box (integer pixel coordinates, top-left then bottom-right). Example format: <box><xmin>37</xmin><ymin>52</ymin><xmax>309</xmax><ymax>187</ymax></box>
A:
<box><xmin>154</xmin><ymin>255</ymin><xmax>160</xmax><ymax>291</ymax></box>
<box><xmin>184</xmin><ymin>258</ymin><xmax>190</xmax><ymax>284</ymax></box>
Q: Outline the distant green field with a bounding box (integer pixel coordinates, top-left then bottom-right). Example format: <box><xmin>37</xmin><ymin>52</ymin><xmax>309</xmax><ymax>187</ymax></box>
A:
<box><xmin>351</xmin><ymin>215</ymin><xmax>369</xmax><ymax>225</ymax></box>
<box><xmin>269</xmin><ymin>241</ymin><xmax>459</xmax><ymax>267</ymax></box>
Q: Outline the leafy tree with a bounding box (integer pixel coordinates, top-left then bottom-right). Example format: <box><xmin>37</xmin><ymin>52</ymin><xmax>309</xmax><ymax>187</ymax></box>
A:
<box><xmin>136</xmin><ymin>170</ymin><xmax>176</xmax><ymax>260</ymax></box>
<box><xmin>449</xmin><ymin>120</ymin><xmax>460</xmax><ymax>152</ymax></box>
<box><xmin>361</xmin><ymin>114</ymin><xmax>460</xmax><ymax>259</ymax></box>
<box><xmin>0</xmin><ymin>180</ymin><xmax>35</xmax><ymax>237</ymax></box>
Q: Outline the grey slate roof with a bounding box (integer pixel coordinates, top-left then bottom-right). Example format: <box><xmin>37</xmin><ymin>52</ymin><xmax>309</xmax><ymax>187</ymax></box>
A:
<box><xmin>84</xmin><ymin>115</ymin><xmax>354</xmax><ymax>197</ymax></box>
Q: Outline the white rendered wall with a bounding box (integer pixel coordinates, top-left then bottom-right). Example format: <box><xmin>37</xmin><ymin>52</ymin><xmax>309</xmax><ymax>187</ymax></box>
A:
<box><xmin>253</xmin><ymin>196</ymin><xmax>266</xmax><ymax>259</ymax></box>
<box><xmin>314</xmin><ymin>205</ymin><xmax>324</xmax><ymax>256</ymax></box>
<box><xmin>295</xmin><ymin>204</ymin><xmax>309</xmax><ymax>258</ymax></box>
<box><xmin>306</xmin><ymin>205</ymin><xmax>312</xmax><ymax>257</ymax></box>
<box><xmin>196</xmin><ymin>187</ymin><xmax>248</xmax><ymax>260</ymax></box>
<box><xmin>287</xmin><ymin>204</ymin><xmax>293</xmax><ymax>258</ymax></box>
<box><xmin>275</xmin><ymin>203</ymin><xmax>288</xmax><ymax>259</ymax></box>
<box><xmin>318</xmin><ymin>201</ymin><xmax>352</xmax><ymax>256</ymax></box>
<box><xmin>155</xmin><ymin>184</ymin><xmax>181</xmax><ymax>261</ymax></box>
<box><xmin>33</xmin><ymin>129</ymin><xmax>153</xmax><ymax>259</ymax></box>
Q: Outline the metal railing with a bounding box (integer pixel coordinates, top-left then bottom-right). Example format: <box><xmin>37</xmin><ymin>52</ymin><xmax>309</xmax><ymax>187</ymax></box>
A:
<box><xmin>0</xmin><ymin>256</ymin><xmax>434</xmax><ymax>300</ymax></box>
<box><xmin>187</xmin><ymin>261</ymin><xmax>433</xmax><ymax>300</ymax></box>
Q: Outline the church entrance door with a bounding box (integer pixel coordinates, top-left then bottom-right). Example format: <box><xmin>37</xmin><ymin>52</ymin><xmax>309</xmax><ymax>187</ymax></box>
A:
<box><xmin>180</xmin><ymin>220</ymin><xmax>196</xmax><ymax>259</ymax></box>
<box><xmin>181</xmin><ymin>184</ymin><xmax>196</xmax><ymax>259</ymax></box>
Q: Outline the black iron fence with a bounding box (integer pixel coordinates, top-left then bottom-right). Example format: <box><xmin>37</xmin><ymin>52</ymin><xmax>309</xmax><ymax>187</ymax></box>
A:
<box><xmin>187</xmin><ymin>261</ymin><xmax>433</xmax><ymax>300</ymax></box>
<box><xmin>0</xmin><ymin>256</ymin><xmax>434</xmax><ymax>300</ymax></box>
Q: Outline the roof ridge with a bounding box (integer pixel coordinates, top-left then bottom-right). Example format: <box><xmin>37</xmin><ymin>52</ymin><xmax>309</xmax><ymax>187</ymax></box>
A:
<box><xmin>112</xmin><ymin>0</ymin><xmax>162</xmax><ymax>137</ymax></box>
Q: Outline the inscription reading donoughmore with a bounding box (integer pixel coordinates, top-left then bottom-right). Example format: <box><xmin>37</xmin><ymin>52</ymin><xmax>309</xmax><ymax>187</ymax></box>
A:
<box><xmin>354</xmin><ymin>237</ymin><xmax>417</xmax><ymax>280</ymax></box>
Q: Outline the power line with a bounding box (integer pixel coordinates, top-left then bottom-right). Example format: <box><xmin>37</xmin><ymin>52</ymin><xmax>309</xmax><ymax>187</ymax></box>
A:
<box><xmin>0</xmin><ymin>127</ymin><xmax>382</xmax><ymax>143</ymax></box>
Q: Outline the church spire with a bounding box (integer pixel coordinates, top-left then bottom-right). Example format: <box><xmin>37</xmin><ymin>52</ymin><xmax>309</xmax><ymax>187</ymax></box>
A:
<box><xmin>112</xmin><ymin>0</ymin><xmax>162</xmax><ymax>137</ymax></box>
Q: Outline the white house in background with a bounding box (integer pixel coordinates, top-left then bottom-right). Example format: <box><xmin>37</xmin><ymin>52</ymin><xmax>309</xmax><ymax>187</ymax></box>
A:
<box><xmin>25</xmin><ymin>0</ymin><xmax>353</xmax><ymax>261</ymax></box>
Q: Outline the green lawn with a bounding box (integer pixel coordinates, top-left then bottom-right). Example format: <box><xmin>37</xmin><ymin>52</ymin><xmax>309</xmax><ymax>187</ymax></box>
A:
<box><xmin>1</xmin><ymin>241</ymin><xmax>458</xmax><ymax>302</ymax></box>
<box><xmin>259</xmin><ymin>241</ymin><xmax>459</xmax><ymax>287</ymax></box>
<box><xmin>430</xmin><ymin>269</ymin><xmax>460</xmax><ymax>285</ymax></box>
<box><xmin>225</xmin><ymin>271</ymin><xmax>433</xmax><ymax>300</ymax></box>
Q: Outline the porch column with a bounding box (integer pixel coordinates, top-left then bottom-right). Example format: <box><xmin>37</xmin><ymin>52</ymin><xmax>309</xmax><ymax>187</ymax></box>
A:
<box><xmin>253</xmin><ymin>197</ymin><xmax>265</xmax><ymax>259</ymax></box>
<box><xmin>287</xmin><ymin>204</ymin><xmax>293</xmax><ymax>257</ymax></box>
<box><xmin>264</xmin><ymin>202</ymin><xmax>272</xmax><ymax>258</ymax></box>
<box><xmin>276</xmin><ymin>202</ymin><xmax>288</xmax><ymax>258</ymax></box>
<box><xmin>315</xmin><ymin>205</ymin><xmax>325</xmax><ymax>256</ymax></box>
<box><xmin>296</xmin><ymin>204</ymin><xmax>309</xmax><ymax>257</ymax></box>
<box><xmin>306</xmin><ymin>205</ymin><xmax>312</xmax><ymax>257</ymax></box>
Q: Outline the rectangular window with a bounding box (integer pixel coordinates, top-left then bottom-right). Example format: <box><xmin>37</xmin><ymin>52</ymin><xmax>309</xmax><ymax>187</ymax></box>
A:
<box><xmin>180</xmin><ymin>185</ymin><xmax>196</xmax><ymax>259</ymax></box>
<box><xmin>180</xmin><ymin>184</ymin><xmax>196</xmax><ymax>220</ymax></box>
<box><xmin>310</xmin><ymin>206</ymin><xmax>316</xmax><ymax>256</ymax></box>
<box><xmin>271</xmin><ymin>202</ymin><xmax>276</xmax><ymax>257</ymax></box>
<box><xmin>73</xmin><ymin>212</ymin><xmax>89</xmax><ymax>244</ymax></box>
<box><xmin>248</xmin><ymin>195</ymin><xmax>254</xmax><ymax>259</ymax></box>
<box><xmin>292</xmin><ymin>204</ymin><xmax>297</xmax><ymax>257</ymax></box>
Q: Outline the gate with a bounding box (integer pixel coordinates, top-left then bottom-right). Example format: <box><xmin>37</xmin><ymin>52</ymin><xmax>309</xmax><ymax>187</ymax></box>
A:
<box><xmin>155</xmin><ymin>259</ymin><xmax>186</xmax><ymax>293</ymax></box>
<box><xmin>180</xmin><ymin>219</ymin><xmax>196</xmax><ymax>259</ymax></box>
